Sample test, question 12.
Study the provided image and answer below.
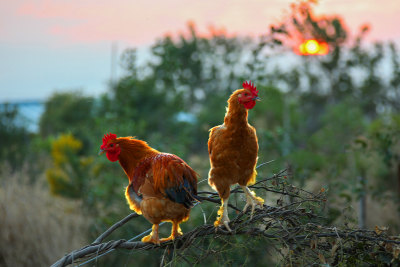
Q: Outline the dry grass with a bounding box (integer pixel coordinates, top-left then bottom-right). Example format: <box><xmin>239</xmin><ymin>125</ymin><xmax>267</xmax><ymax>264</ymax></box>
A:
<box><xmin>0</xmin><ymin>167</ymin><xmax>88</xmax><ymax>267</ymax></box>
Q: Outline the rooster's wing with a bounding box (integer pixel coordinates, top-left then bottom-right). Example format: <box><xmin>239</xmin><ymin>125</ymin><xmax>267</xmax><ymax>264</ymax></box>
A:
<box><xmin>133</xmin><ymin>154</ymin><xmax>198</xmax><ymax>208</ymax></box>
<box><xmin>208</xmin><ymin>125</ymin><xmax>226</xmax><ymax>156</ymax></box>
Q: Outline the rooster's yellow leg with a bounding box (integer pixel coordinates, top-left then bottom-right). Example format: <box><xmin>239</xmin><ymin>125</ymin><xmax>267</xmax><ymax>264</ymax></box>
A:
<box><xmin>241</xmin><ymin>185</ymin><xmax>264</xmax><ymax>219</ymax></box>
<box><xmin>160</xmin><ymin>222</ymin><xmax>183</xmax><ymax>242</ymax></box>
<box><xmin>141</xmin><ymin>224</ymin><xmax>160</xmax><ymax>245</ymax></box>
<box><xmin>214</xmin><ymin>198</ymin><xmax>232</xmax><ymax>232</ymax></box>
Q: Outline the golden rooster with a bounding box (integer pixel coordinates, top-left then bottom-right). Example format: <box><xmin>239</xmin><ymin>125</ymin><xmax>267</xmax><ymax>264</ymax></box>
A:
<box><xmin>99</xmin><ymin>133</ymin><xmax>198</xmax><ymax>244</ymax></box>
<box><xmin>208</xmin><ymin>81</ymin><xmax>264</xmax><ymax>231</ymax></box>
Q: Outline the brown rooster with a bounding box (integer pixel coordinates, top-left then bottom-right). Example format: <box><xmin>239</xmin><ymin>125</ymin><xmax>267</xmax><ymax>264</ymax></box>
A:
<box><xmin>208</xmin><ymin>81</ymin><xmax>264</xmax><ymax>231</ymax></box>
<box><xmin>99</xmin><ymin>133</ymin><xmax>198</xmax><ymax>244</ymax></box>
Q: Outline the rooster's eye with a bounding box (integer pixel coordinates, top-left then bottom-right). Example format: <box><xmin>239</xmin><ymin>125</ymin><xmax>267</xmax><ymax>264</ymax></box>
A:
<box><xmin>110</xmin><ymin>144</ymin><xmax>114</xmax><ymax>147</ymax></box>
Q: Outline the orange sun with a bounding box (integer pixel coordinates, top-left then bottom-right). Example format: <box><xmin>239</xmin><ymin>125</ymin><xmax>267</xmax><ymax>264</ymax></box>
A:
<box><xmin>299</xmin><ymin>39</ymin><xmax>329</xmax><ymax>55</ymax></box>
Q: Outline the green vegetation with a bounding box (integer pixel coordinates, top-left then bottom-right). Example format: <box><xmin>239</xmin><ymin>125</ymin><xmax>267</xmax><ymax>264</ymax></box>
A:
<box><xmin>1</xmin><ymin>1</ymin><xmax>399</xmax><ymax>265</ymax></box>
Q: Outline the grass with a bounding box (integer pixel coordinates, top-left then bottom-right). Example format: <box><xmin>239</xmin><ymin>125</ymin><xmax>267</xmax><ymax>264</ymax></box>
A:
<box><xmin>0</xmin><ymin>167</ymin><xmax>88</xmax><ymax>267</ymax></box>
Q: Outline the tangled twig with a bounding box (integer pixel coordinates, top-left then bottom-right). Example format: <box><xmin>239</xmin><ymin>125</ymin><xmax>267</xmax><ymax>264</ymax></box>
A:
<box><xmin>51</xmin><ymin>169</ymin><xmax>400</xmax><ymax>266</ymax></box>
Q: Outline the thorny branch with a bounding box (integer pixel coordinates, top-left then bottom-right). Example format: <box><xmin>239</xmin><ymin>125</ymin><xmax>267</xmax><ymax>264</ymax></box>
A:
<box><xmin>52</xmin><ymin>169</ymin><xmax>400</xmax><ymax>267</ymax></box>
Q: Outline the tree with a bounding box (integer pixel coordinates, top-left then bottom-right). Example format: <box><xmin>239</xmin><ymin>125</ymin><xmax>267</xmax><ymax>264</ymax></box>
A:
<box><xmin>265</xmin><ymin>0</ymin><xmax>400</xmax><ymax>228</ymax></box>
<box><xmin>0</xmin><ymin>103</ymin><xmax>30</xmax><ymax>171</ymax></box>
<box><xmin>39</xmin><ymin>92</ymin><xmax>96</xmax><ymax>150</ymax></box>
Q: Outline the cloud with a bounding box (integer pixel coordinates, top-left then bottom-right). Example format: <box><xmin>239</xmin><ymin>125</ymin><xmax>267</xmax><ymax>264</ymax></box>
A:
<box><xmin>2</xmin><ymin>0</ymin><xmax>398</xmax><ymax>46</ymax></box>
<box><xmin>6</xmin><ymin>0</ymin><xmax>293</xmax><ymax>45</ymax></box>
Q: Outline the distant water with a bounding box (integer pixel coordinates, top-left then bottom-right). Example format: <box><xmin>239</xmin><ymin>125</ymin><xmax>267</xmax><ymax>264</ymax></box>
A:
<box><xmin>0</xmin><ymin>101</ymin><xmax>44</xmax><ymax>132</ymax></box>
<box><xmin>2</xmin><ymin>101</ymin><xmax>196</xmax><ymax>132</ymax></box>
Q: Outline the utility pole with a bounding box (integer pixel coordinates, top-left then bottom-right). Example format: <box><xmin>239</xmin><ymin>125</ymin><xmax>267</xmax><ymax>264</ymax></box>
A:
<box><xmin>110</xmin><ymin>42</ymin><xmax>118</xmax><ymax>87</ymax></box>
<box><xmin>358</xmin><ymin>175</ymin><xmax>367</xmax><ymax>229</ymax></box>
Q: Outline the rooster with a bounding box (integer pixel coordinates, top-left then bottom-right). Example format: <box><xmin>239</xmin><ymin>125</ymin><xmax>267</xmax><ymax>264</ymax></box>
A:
<box><xmin>99</xmin><ymin>133</ymin><xmax>198</xmax><ymax>244</ymax></box>
<box><xmin>208</xmin><ymin>81</ymin><xmax>264</xmax><ymax>231</ymax></box>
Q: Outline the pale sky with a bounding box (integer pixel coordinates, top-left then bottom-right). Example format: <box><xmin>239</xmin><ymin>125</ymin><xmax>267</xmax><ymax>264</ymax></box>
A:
<box><xmin>1</xmin><ymin>0</ymin><xmax>399</xmax><ymax>101</ymax></box>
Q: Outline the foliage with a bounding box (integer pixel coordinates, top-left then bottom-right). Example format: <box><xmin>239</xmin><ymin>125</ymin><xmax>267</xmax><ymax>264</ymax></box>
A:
<box><xmin>266</xmin><ymin>1</ymin><xmax>400</xmax><ymax>225</ymax></box>
<box><xmin>0</xmin><ymin>103</ymin><xmax>30</xmax><ymax>171</ymax></box>
<box><xmin>39</xmin><ymin>91</ymin><xmax>96</xmax><ymax>150</ymax></box>
<box><xmin>270</xmin><ymin>0</ymin><xmax>400</xmax><ymax>117</ymax></box>
<box><xmin>46</xmin><ymin>134</ymin><xmax>87</xmax><ymax>198</ymax></box>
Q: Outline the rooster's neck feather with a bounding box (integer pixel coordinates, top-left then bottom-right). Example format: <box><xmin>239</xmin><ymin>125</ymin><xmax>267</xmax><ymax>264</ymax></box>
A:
<box><xmin>116</xmin><ymin>137</ymin><xmax>159</xmax><ymax>182</ymax></box>
<box><xmin>224</xmin><ymin>91</ymin><xmax>248</xmax><ymax>127</ymax></box>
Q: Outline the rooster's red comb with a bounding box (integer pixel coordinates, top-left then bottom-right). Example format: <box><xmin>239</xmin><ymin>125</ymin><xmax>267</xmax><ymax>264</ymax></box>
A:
<box><xmin>243</xmin><ymin>81</ymin><xmax>258</xmax><ymax>96</ymax></box>
<box><xmin>102</xmin><ymin>133</ymin><xmax>117</xmax><ymax>146</ymax></box>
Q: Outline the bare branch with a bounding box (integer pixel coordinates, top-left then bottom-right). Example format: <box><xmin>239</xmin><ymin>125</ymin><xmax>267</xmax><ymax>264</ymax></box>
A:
<box><xmin>93</xmin><ymin>213</ymin><xmax>140</xmax><ymax>244</ymax></box>
<box><xmin>51</xmin><ymin>169</ymin><xmax>400</xmax><ymax>266</ymax></box>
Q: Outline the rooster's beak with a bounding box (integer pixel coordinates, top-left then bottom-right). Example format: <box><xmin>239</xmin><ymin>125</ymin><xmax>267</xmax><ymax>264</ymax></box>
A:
<box><xmin>253</xmin><ymin>96</ymin><xmax>261</xmax><ymax>101</ymax></box>
<box><xmin>98</xmin><ymin>149</ymin><xmax>105</xmax><ymax>155</ymax></box>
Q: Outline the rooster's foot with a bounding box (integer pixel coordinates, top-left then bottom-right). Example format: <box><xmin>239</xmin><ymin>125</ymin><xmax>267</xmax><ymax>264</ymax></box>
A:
<box><xmin>141</xmin><ymin>224</ymin><xmax>160</xmax><ymax>245</ymax></box>
<box><xmin>214</xmin><ymin>203</ymin><xmax>232</xmax><ymax>232</ymax></box>
<box><xmin>242</xmin><ymin>186</ymin><xmax>264</xmax><ymax>220</ymax></box>
<box><xmin>141</xmin><ymin>234</ymin><xmax>160</xmax><ymax>245</ymax></box>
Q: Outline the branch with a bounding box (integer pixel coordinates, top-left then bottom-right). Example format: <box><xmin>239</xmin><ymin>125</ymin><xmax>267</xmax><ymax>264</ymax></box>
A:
<box><xmin>51</xmin><ymin>169</ymin><xmax>400</xmax><ymax>266</ymax></box>
<box><xmin>93</xmin><ymin>213</ymin><xmax>139</xmax><ymax>244</ymax></box>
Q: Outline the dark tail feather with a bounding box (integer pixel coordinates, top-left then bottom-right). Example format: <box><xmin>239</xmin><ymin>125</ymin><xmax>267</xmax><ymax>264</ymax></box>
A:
<box><xmin>182</xmin><ymin>178</ymin><xmax>201</xmax><ymax>208</ymax></box>
<box><xmin>182</xmin><ymin>189</ymin><xmax>201</xmax><ymax>208</ymax></box>
<box><xmin>165</xmin><ymin>177</ymin><xmax>200</xmax><ymax>209</ymax></box>
<box><xmin>128</xmin><ymin>184</ymin><xmax>143</xmax><ymax>205</ymax></box>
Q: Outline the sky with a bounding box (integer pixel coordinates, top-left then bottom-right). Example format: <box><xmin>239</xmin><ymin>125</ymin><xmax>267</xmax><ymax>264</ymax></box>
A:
<box><xmin>1</xmin><ymin>0</ymin><xmax>399</xmax><ymax>102</ymax></box>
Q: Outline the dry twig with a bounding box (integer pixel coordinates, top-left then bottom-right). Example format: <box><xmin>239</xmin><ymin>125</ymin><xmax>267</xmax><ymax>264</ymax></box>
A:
<box><xmin>51</xmin><ymin>169</ymin><xmax>400</xmax><ymax>266</ymax></box>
